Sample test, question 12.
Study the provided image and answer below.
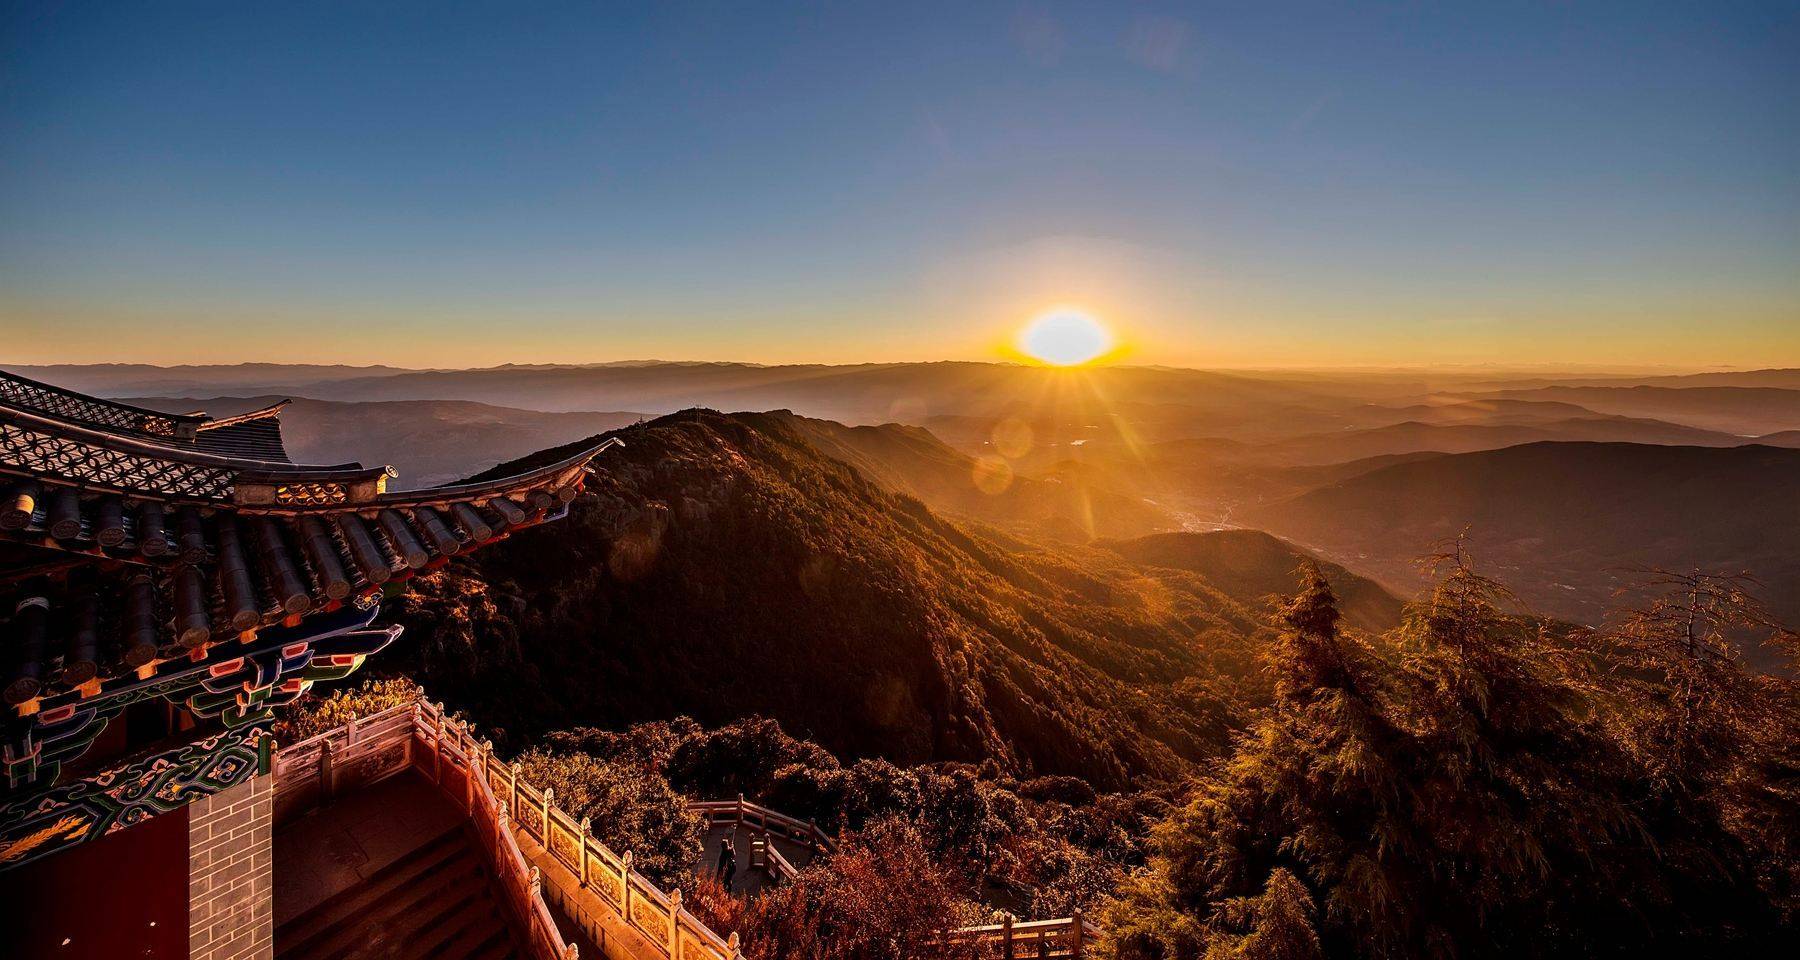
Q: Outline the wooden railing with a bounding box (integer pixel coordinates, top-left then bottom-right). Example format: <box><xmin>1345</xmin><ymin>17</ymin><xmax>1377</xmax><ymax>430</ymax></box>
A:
<box><xmin>690</xmin><ymin>796</ymin><xmax>1095</xmax><ymax>957</ymax></box>
<box><xmin>946</xmin><ymin>914</ymin><xmax>1093</xmax><ymax>958</ymax></box>
<box><xmin>688</xmin><ymin>796</ymin><xmax>833</xmax><ymax>882</ymax></box>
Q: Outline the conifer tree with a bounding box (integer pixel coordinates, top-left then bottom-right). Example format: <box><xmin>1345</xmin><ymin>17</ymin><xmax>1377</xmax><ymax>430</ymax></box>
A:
<box><xmin>1103</xmin><ymin>562</ymin><xmax>1401</xmax><ymax>959</ymax></box>
<box><xmin>1592</xmin><ymin>571</ymin><xmax>1799</xmax><ymax>935</ymax></box>
<box><xmin>1207</xmin><ymin>868</ymin><xmax>1324</xmax><ymax>960</ymax></box>
<box><xmin>1244</xmin><ymin>869</ymin><xmax>1324</xmax><ymax>960</ymax></box>
<box><xmin>1387</xmin><ymin>549</ymin><xmax>1640</xmax><ymax>953</ymax></box>
<box><xmin>1597</xmin><ymin>571</ymin><xmax>1785</xmax><ymax>789</ymax></box>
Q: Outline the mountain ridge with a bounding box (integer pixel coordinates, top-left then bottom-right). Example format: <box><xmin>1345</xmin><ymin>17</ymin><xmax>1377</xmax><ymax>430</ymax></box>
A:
<box><xmin>396</xmin><ymin>409</ymin><xmax>1387</xmax><ymax>787</ymax></box>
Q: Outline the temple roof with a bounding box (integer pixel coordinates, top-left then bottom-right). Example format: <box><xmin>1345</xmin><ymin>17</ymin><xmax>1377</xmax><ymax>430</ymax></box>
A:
<box><xmin>0</xmin><ymin>368</ymin><xmax>619</xmax><ymax>717</ymax></box>
<box><xmin>0</xmin><ymin>368</ymin><xmax>296</xmax><ymax>460</ymax></box>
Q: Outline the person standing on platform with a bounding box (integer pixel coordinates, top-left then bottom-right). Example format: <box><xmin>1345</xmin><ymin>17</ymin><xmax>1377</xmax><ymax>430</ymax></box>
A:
<box><xmin>717</xmin><ymin>835</ymin><xmax>737</xmax><ymax>888</ymax></box>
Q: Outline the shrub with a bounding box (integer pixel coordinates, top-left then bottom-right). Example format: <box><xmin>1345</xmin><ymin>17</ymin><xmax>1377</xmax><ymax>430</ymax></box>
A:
<box><xmin>512</xmin><ymin>748</ymin><xmax>704</xmax><ymax>886</ymax></box>
<box><xmin>689</xmin><ymin>817</ymin><xmax>984</xmax><ymax>960</ymax></box>
<box><xmin>274</xmin><ymin>677</ymin><xmax>421</xmax><ymax>744</ymax></box>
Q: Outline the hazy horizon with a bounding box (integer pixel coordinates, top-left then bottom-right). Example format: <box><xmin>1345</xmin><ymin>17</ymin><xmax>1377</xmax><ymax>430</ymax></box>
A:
<box><xmin>9</xmin><ymin>356</ymin><xmax>1796</xmax><ymax>377</ymax></box>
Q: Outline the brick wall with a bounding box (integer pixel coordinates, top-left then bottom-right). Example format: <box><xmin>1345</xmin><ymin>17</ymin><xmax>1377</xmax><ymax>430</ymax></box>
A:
<box><xmin>188</xmin><ymin>774</ymin><xmax>274</xmax><ymax>960</ymax></box>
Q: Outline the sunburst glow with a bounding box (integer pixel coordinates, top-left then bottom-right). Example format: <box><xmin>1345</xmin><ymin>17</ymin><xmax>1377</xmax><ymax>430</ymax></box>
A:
<box><xmin>1018</xmin><ymin>309</ymin><xmax>1114</xmax><ymax>366</ymax></box>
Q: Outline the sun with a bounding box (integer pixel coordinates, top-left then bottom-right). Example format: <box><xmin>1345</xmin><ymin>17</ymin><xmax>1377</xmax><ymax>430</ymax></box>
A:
<box><xmin>1018</xmin><ymin>308</ymin><xmax>1114</xmax><ymax>366</ymax></box>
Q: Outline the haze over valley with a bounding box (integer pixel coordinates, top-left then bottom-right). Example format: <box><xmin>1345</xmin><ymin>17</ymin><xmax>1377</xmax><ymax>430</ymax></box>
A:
<box><xmin>16</xmin><ymin>359</ymin><xmax>1798</xmax><ymax>633</ymax></box>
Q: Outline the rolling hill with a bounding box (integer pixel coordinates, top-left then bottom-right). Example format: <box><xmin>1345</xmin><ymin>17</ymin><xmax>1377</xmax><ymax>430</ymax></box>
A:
<box><xmin>1461</xmin><ymin>386</ymin><xmax>1800</xmax><ymax>436</ymax></box>
<box><xmin>1099</xmin><ymin>530</ymin><xmax>1405</xmax><ymax>634</ymax></box>
<box><xmin>1246</xmin><ymin>417</ymin><xmax>1749</xmax><ymax>465</ymax></box>
<box><xmin>1243</xmin><ymin>442</ymin><xmax>1800</xmax><ymax>628</ymax></box>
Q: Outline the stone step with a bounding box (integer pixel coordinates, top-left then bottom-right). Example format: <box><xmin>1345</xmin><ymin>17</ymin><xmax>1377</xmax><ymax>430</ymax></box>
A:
<box><xmin>276</xmin><ymin>825</ymin><xmax>467</xmax><ymax>951</ymax></box>
<box><xmin>276</xmin><ymin>824</ymin><xmax>520</xmax><ymax>960</ymax></box>
<box><xmin>414</xmin><ymin>902</ymin><xmax>513</xmax><ymax>960</ymax></box>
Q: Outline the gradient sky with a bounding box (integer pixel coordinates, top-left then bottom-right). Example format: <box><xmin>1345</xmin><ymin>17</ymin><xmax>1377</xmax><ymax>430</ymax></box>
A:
<box><xmin>2</xmin><ymin>2</ymin><xmax>1796</xmax><ymax>369</ymax></box>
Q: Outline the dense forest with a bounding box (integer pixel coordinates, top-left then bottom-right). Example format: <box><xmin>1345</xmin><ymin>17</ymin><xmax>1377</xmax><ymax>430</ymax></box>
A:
<box><xmin>282</xmin><ymin>409</ymin><xmax>1798</xmax><ymax>956</ymax></box>
<box><xmin>1102</xmin><ymin>562</ymin><xmax>1798</xmax><ymax>957</ymax></box>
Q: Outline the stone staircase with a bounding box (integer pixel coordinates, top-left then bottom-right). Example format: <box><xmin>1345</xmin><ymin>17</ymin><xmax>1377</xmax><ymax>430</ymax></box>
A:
<box><xmin>274</xmin><ymin>824</ymin><xmax>519</xmax><ymax>960</ymax></box>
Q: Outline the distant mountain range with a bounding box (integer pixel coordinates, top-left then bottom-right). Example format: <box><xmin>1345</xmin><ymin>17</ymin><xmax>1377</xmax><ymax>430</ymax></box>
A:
<box><xmin>1465</xmin><ymin>368</ymin><xmax>1800</xmax><ymax>390</ymax></box>
<box><xmin>1243</xmin><ymin>441</ymin><xmax>1800</xmax><ymax>632</ymax></box>
<box><xmin>1237</xmin><ymin>417</ymin><xmax>1785</xmax><ymax>465</ymax></box>
<box><xmin>13</xmin><ymin>362</ymin><xmax>1798</xmax><ymax>654</ymax></box>
<box><xmin>1457</xmin><ymin>385</ymin><xmax>1800</xmax><ymax>436</ymax></box>
<box><xmin>17</xmin><ymin>360</ymin><xmax>1800</xmax><ymax>449</ymax></box>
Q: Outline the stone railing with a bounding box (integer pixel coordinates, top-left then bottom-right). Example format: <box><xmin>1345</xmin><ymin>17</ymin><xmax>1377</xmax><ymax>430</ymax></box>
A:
<box><xmin>273</xmin><ymin>700</ymin><xmax>578</xmax><ymax>960</ymax></box>
<box><xmin>274</xmin><ymin>697</ymin><xmax>741</xmax><ymax>960</ymax></box>
<box><xmin>689</xmin><ymin>797</ymin><xmax>835</xmax><ymax>853</ymax></box>
<box><xmin>476</xmin><ymin>712</ymin><xmax>742</xmax><ymax>960</ymax></box>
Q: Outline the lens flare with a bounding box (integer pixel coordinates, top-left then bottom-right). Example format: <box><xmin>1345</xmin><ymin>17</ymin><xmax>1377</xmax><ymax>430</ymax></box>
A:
<box><xmin>1018</xmin><ymin>309</ymin><xmax>1113</xmax><ymax>366</ymax></box>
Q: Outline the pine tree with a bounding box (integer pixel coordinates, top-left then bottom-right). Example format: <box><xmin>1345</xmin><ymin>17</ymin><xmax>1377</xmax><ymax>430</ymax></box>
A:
<box><xmin>1103</xmin><ymin>563</ymin><xmax>1402</xmax><ymax>959</ymax></box>
<box><xmin>1592</xmin><ymin>571</ymin><xmax>1799</xmax><ymax>937</ymax></box>
<box><xmin>1388</xmin><ymin>549</ymin><xmax>1641</xmax><ymax>953</ymax></box>
<box><xmin>1207</xmin><ymin>868</ymin><xmax>1324</xmax><ymax>960</ymax></box>
<box><xmin>1597</xmin><ymin>571</ymin><xmax>1784</xmax><ymax>788</ymax></box>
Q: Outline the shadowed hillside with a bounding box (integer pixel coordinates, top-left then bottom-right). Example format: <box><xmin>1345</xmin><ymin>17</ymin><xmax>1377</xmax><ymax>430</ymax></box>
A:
<box><xmin>1251</xmin><ymin>417</ymin><xmax>1748</xmax><ymax>464</ymax></box>
<box><xmin>1244</xmin><ymin>442</ymin><xmax>1800</xmax><ymax>630</ymax></box>
<box><xmin>386</xmin><ymin>410</ymin><xmax>1325</xmax><ymax>788</ymax></box>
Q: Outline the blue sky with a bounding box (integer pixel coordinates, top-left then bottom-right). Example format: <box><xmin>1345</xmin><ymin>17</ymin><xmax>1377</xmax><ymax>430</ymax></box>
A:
<box><xmin>1</xmin><ymin>2</ymin><xmax>1795</xmax><ymax>367</ymax></box>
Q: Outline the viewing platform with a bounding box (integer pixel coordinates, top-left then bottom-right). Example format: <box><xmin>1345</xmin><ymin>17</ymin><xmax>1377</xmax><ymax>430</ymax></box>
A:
<box><xmin>690</xmin><ymin>798</ymin><xmax>829</xmax><ymax>896</ymax></box>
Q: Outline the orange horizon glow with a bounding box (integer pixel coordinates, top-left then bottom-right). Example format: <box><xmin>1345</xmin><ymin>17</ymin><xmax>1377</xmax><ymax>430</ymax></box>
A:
<box><xmin>0</xmin><ymin>297</ymin><xmax>1794</xmax><ymax>373</ymax></box>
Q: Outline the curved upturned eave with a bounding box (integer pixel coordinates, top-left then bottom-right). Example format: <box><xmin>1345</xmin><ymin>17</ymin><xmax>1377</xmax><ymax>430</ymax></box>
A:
<box><xmin>191</xmin><ymin>399</ymin><xmax>291</xmax><ymax>431</ymax></box>
<box><xmin>234</xmin><ymin>436</ymin><xmax>623</xmax><ymax>514</ymax></box>
<box><xmin>383</xmin><ymin>436</ymin><xmax>623</xmax><ymax>505</ymax></box>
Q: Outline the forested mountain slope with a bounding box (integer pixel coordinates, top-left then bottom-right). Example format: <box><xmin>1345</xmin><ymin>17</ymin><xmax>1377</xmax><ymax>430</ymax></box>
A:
<box><xmin>390</xmin><ymin>410</ymin><xmax>1289</xmax><ymax>788</ymax></box>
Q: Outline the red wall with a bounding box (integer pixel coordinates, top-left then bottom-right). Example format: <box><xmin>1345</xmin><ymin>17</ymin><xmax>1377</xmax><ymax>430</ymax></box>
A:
<box><xmin>0</xmin><ymin>808</ymin><xmax>190</xmax><ymax>958</ymax></box>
